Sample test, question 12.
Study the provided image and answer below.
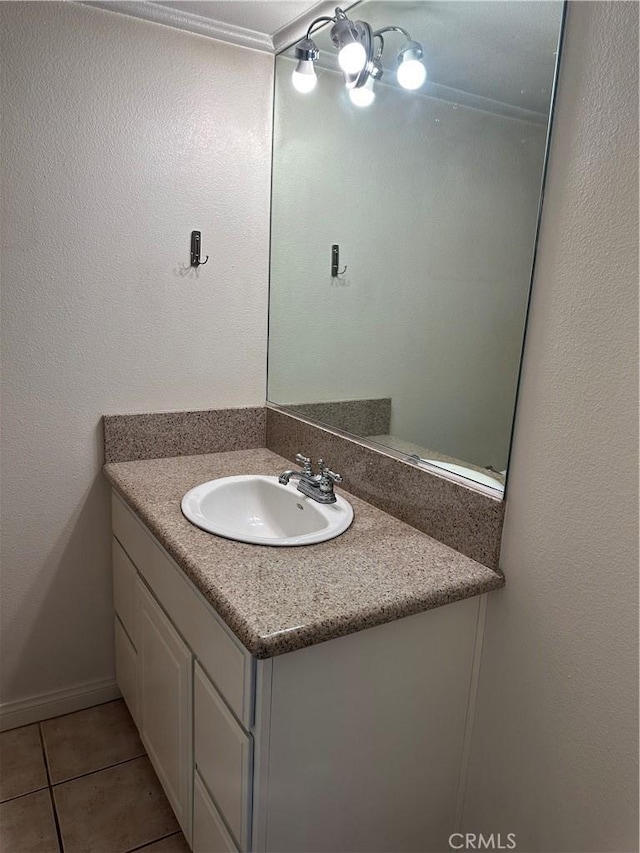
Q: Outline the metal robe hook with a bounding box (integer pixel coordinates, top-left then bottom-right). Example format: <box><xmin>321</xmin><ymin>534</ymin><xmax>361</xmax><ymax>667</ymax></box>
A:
<box><xmin>331</xmin><ymin>244</ymin><xmax>347</xmax><ymax>277</ymax></box>
<box><xmin>190</xmin><ymin>231</ymin><xmax>209</xmax><ymax>267</ymax></box>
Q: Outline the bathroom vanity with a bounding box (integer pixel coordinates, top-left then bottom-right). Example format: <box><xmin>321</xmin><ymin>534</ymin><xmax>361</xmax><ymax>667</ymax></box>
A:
<box><xmin>105</xmin><ymin>447</ymin><xmax>503</xmax><ymax>853</ymax></box>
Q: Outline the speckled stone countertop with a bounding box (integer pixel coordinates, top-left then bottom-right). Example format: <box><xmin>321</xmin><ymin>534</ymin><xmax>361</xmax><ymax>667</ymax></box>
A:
<box><xmin>104</xmin><ymin>449</ymin><xmax>504</xmax><ymax>659</ymax></box>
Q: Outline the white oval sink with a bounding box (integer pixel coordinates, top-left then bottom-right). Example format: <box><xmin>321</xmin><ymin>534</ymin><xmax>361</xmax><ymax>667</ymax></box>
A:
<box><xmin>181</xmin><ymin>475</ymin><xmax>354</xmax><ymax>546</ymax></box>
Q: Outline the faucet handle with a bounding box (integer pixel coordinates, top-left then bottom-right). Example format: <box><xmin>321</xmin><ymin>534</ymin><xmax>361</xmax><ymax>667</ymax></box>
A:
<box><xmin>319</xmin><ymin>465</ymin><xmax>342</xmax><ymax>493</ymax></box>
<box><xmin>295</xmin><ymin>453</ymin><xmax>313</xmax><ymax>476</ymax></box>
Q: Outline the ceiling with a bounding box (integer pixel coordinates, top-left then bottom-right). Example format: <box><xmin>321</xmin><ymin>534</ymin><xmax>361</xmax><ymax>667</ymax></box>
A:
<box><xmin>84</xmin><ymin>1</ymin><xmax>563</xmax><ymax>115</ymax></box>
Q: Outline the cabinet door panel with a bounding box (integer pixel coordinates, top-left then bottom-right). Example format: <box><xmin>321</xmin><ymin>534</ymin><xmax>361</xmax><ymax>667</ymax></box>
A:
<box><xmin>194</xmin><ymin>663</ymin><xmax>252</xmax><ymax>851</ymax></box>
<box><xmin>193</xmin><ymin>772</ymin><xmax>239</xmax><ymax>853</ymax></box>
<box><xmin>137</xmin><ymin>579</ymin><xmax>192</xmax><ymax>843</ymax></box>
<box><xmin>113</xmin><ymin>537</ymin><xmax>138</xmax><ymax>645</ymax></box>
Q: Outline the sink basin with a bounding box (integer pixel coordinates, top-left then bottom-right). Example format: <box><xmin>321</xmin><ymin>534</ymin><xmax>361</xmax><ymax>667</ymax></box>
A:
<box><xmin>181</xmin><ymin>475</ymin><xmax>354</xmax><ymax>546</ymax></box>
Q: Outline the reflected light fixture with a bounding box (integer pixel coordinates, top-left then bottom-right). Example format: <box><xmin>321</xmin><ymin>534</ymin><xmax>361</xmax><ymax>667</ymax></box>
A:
<box><xmin>348</xmin><ymin>55</ymin><xmax>382</xmax><ymax>106</ymax></box>
<box><xmin>292</xmin><ymin>7</ymin><xmax>427</xmax><ymax>106</ymax></box>
<box><xmin>349</xmin><ymin>74</ymin><xmax>375</xmax><ymax>107</ymax></box>
<box><xmin>396</xmin><ymin>41</ymin><xmax>427</xmax><ymax>90</ymax></box>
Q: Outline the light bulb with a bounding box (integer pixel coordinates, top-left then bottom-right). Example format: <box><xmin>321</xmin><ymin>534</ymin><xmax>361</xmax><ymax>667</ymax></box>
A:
<box><xmin>397</xmin><ymin>58</ymin><xmax>426</xmax><ymax>89</ymax></box>
<box><xmin>292</xmin><ymin>60</ymin><xmax>317</xmax><ymax>93</ymax></box>
<box><xmin>338</xmin><ymin>41</ymin><xmax>367</xmax><ymax>75</ymax></box>
<box><xmin>349</xmin><ymin>76</ymin><xmax>375</xmax><ymax>107</ymax></box>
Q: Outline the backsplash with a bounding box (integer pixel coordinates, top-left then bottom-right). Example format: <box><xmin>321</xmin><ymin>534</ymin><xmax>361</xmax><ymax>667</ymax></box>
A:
<box><xmin>103</xmin><ymin>408</ymin><xmax>266</xmax><ymax>463</ymax></box>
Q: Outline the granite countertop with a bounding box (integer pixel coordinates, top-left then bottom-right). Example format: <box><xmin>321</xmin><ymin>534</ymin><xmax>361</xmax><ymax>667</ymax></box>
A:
<box><xmin>104</xmin><ymin>448</ymin><xmax>504</xmax><ymax>658</ymax></box>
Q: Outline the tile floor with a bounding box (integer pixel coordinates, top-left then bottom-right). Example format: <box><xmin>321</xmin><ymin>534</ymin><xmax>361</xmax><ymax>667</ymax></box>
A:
<box><xmin>0</xmin><ymin>699</ymin><xmax>190</xmax><ymax>852</ymax></box>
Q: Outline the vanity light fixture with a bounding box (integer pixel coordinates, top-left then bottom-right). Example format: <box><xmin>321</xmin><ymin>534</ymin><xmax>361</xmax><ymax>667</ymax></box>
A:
<box><xmin>291</xmin><ymin>37</ymin><xmax>319</xmax><ymax>92</ymax></box>
<box><xmin>292</xmin><ymin>7</ymin><xmax>427</xmax><ymax>105</ymax></box>
<box><xmin>331</xmin><ymin>14</ymin><xmax>368</xmax><ymax>74</ymax></box>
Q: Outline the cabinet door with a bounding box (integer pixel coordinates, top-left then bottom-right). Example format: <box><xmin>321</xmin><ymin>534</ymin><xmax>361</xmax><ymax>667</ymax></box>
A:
<box><xmin>113</xmin><ymin>537</ymin><xmax>138</xmax><ymax>645</ymax></box>
<box><xmin>137</xmin><ymin>579</ymin><xmax>192</xmax><ymax>843</ymax></box>
<box><xmin>194</xmin><ymin>663</ymin><xmax>252</xmax><ymax>851</ymax></box>
<box><xmin>193</xmin><ymin>772</ymin><xmax>239</xmax><ymax>853</ymax></box>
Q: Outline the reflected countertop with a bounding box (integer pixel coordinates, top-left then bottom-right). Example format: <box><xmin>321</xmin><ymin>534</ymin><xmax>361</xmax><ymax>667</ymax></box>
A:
<box><xmin>103</xmin><ymin>448</ymin><xmax>504</xmax><ymax>658</ymax></box>
<box><xmin>367</xmin><ymin>434</ymin><xmax>506</xmax><ymax>487</ymax></box>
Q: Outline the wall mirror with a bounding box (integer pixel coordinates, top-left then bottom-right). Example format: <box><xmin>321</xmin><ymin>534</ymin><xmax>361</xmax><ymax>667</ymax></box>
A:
<box><xmin>267</xmin><ymin>0</ymin><xmax>565</xmax><ymax>496</ymax></box>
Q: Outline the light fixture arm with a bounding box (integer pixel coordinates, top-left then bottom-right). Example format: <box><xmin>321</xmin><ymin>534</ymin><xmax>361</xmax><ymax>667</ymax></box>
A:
<box><xmin>372</xmin><ymin>24</ymin><xmax>413</xmax><ymax>42</ymax></box>
<box><xmin>305</xmin><ymin>6</ymin><xmax>350</xmax><ymax>39</ymax></box>
<box><xmin>373</xmin><ymin>33</ymin><xmax>384</xmax><ymax>62</ymax></box>
<box><xmin>305</xmin><ymin>15</ymin><xmax>337</xmax><ymax>40</ymax></box>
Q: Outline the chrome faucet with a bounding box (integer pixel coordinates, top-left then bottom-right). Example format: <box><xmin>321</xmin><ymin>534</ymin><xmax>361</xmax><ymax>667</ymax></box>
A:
<box><xmin>279</xmin><ymin>453</ymin><xmax>314</xmax><ymax>486</ymax></box>
<box><xmin>278</xmin><ymin>454</ymin><xmax>343</xmax><ymax>504</ymax></box>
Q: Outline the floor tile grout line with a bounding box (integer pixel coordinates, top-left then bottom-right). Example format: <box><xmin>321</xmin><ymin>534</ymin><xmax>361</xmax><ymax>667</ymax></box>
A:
<box><xmin>0</xmin><ymin>785</ymin><xmax>49</xmax><ymax>806</ymax></box>
<box><xmin>39</xmin><ymin>697</ymin><xmax>123</xmax><ymax>728</ymax></box>
<box><xmin>38</xmin><ymin>723</ymin><xmax>65</xmax><ymax>853</ymax></box>
<box><xmin>38</xmin><ymin>721</ymin><xmax>52</xmax><ymax>783</ymax></box>
<box><xmin>49</xmin><ymin>751</ymin><xmax>148</xmax><ymax>788</ymax></box>
<box><xmin>124</xmin><ymin>830</ymin><xmax>183</xmax><ymax>852</ymax></box>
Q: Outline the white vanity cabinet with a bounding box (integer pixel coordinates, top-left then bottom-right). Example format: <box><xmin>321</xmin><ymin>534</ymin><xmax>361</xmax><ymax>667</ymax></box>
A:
<box><xmin>112</xmin><ymin>493</ymin><xmax>252</xmax><ymax>852</ymax></box>
<box><xmin>111</xmin><ymin>491</ymin><xmax>485</xmax><ymax>853</ymax></box>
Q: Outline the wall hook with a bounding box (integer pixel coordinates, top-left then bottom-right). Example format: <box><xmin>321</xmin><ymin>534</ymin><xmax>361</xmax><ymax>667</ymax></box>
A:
<box><xmin>331</xmin><ymin>244</ymin><xmax>347</xmax><ymax>277</ymax></box>
<box><xmin>190</xmin><ymin>230</ymin><xmax>209</xmax><ymax>267</ymax></box>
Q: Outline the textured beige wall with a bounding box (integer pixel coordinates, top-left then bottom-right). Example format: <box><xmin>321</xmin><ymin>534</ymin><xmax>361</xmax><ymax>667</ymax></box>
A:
<box><xmin>0</xmin><ymin>3</ymin><xmax>272</xmax><ymax>708</ymax></box>
<box><xmin>462</xmin><ymin>3</ymin><xmax>639</xmax><ymax>850</ymax></box>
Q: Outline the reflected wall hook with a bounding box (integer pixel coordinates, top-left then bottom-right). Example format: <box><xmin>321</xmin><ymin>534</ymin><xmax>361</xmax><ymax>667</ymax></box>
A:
<box><xmin>190</xmin><ymin>230</ymin><xmax>209</xmax><ymax>267</ymax></box>
<box><xmin>331</xmin><ymin>244</ymin><xmax>347</xmax><ymax>277</ymax></box>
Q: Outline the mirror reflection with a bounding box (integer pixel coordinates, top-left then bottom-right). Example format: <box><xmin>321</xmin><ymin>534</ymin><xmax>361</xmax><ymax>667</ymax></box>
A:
<box><xmin>268</xmin><ymin>1</ymin><xmax>564</xmax><ymax>494</ymax></box>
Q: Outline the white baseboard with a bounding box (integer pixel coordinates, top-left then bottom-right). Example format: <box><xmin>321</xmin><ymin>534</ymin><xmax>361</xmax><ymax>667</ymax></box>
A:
<box><xmin>0</xmin><ymin>678</ymin><xmax>121</xmax><ymax>732</ymax></box>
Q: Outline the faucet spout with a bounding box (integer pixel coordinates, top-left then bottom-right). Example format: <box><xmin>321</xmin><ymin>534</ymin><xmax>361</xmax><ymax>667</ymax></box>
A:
<box><xmin>278</xmin><ymin>470</ymin><xmax>303</xmax><ymax>486</ymax></box>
